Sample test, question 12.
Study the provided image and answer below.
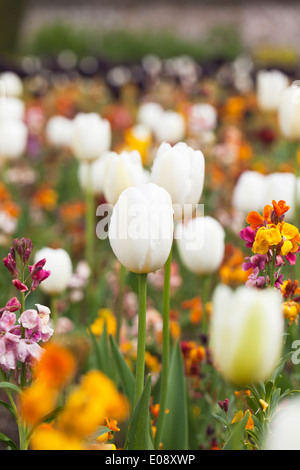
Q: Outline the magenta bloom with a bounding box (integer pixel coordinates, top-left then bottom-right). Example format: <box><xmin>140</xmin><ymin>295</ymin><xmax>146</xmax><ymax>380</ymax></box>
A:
<box><xmin>29</xmin><ymin>259</ymin><xmax>51</xmax><ymax>291</ymax></box>
<box><xmin>239</xmin><ymin>227</ymin><xmax>256</xmax><ymax>249</ymax></box>
<box><xmin>0</xmin><ymin>298</ymin><xmax>21</xmax><ymax>316</ymax></box>
<box><xmin>12</xmin><ymin>279</ymin><xmax>28</xmax><ymax>292</ymax></box>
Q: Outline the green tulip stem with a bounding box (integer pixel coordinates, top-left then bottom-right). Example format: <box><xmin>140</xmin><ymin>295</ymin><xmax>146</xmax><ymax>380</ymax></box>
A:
<box><xmin>116</xmin><ymin>264</ymin><xmax>127</xmax><ymax>345</ymax></box>
<box><xmin>134</xmin><ymin>272</ymin><xmax>148</xmax><ymax>408</ymax></box>
<box><xmin>155</xmin><ymin>247</ymin><xmax>173</xmax><ymax>449</ymax></box>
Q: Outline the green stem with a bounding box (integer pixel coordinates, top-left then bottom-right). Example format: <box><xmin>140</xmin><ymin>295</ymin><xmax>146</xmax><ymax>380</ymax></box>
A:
<box><xmin>134</xmin><ymin>273</ymin><xmax>148</xmax><ymax>409</ymax></box>
<box><xmin>270</xmin><ymin>249</ymin><xmax>276</xmax><ymax>288</ymax></box>
<box><xmin>50</xmin><ymin>294</ymin><xmax>58</xmax><ymax>328</ymax></box>
<box><xmin>20</xmin><ymin>271</ymin><xmax>27</xmax><ymax>389</ymax></box>
<box><xmin>85</xmin><ymin>162</ymin><xmax>95</xmax><ymax>273</ymax></box>
<box><xmin>155</xmin><ymin>248</ymin><xmax>172</xmax><ymax>449</ymax></box>
<box><xmin>116</xmin><ymin>264</ymin><xmax>126</xmax><ymax>345</ymax></box>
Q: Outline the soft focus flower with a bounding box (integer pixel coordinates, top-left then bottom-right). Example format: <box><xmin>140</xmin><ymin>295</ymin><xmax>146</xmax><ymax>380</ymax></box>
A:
<box><xmin>71</xmin><ymin>112</ymin><xmax>111</xmax><ymax>162</ymax></box>
<box><xmin>232</xmin><ymin>171</ymin><xmax>265</xmax><ymax>214</ymax></box>
<box><xmin>0</xmin><ymin>120</ymin><xmax>28</xmax><ymax>160</ymax></box>
<box><xmin>278</xmin><ymin>83</ymin><xmax>300</xmax><ymax>140</ymax></box>
<box><xmin>187</xmin><ymin>103</ymin><xmax>218</xmax><ymax>134</ymax></box>
<box><xmin>124</xmin><ymin>124</ymin><xmax>152</xmax><ymax>165</ymax></box>
<box><xmin>109</xmin><ymin>183</ymin><xmax>174</xmax><ymax>274</ymax></box>
<box><xmin>175</xmin><ymin>216</ymin><xmax>225</xmax><ymax>276</ymax></box>
<box><xmin>136</xmin><ymin>102</ymin><xmax>164</xmax><ymax>131</ymax></box>
<box><xmin>264</xmin><ymin>398</ymin><xmax>300</xmax><ymax>450</ymax></box>
<box><xmin>153</xmin><ymin>110</ymin><xmax>186</xmax><ymax>143</ymax></box>
<box><xmin>210</xmin><ymin>285</ymin><xmax>284</xmax><ymax>385</ymax></box>
<box><xmin>263</xmin><ymin>173</ymin><xmax>296</xmax><ymax>221</ymax></box>
<box><xmin>151</xmin><ymin>142</ymin><xmax>205</xmax><ymax>220</ymax></box>
<box><xmin>90</xmin><ymin>308</ymin><xmax>117</xmax><ymax>338</ymax></box>
<box><xmin>34</xmin><ymin>248</ymin><xmax>73</xmax><ymax>295</ymax></box>
<box><xmin>0</xmin><ymin>97</ymin><xmax>25</xmax><ymax>122</ymax></box>
<box><xmin>78</xmin><ymin>151</ymin><xmax>111</xmax><ymax>196</ymax></box>
<box><xmin>0</xmin><ymin>72</ymin><xmax>23</xmax><ymax>97</ymax></box>
<box><xmin>231</xmin><ymin>410</ymin><xmax>254</xmax><ymax>430</ymax></box>
<box><xmin>103</xmin><ymin>150</ymin><xmax>148</xmax><ymax>206</ymax></box>
<box><xmin>256</xmin><ymin>69</ymin><xmax>289</xmax><ymax>112</ymax></box>
<box><xmin>45</xmin><ymin>115</ymin><xmax>73</xmax><ymax>148</ymax></box>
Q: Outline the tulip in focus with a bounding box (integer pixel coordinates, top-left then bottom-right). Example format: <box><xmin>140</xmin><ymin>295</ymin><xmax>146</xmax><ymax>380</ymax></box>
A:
<box><xmin>71</xmin><ymin>112</ymin><xmax>111</xmax><ymax>162</ymax></box>
<box><xmin>210</xmin><ymin>285</ymin><xmax>284</xmax><ymax>386</ymax></box>
<box><xmin>108</xmin><ymin>183</ymin><xmax>174</xmax><ymax>274</ymax></box>
<box><xmin>256</xmin><ymin>69</ymin><xmax>289</xmax><ymax>112</ymax></box>
<box><xmin>34</xmin><ymin>248</ymin><xmax>73</xmax><ymax>295</ymax></box>
<box><xmin>175</xmin><ymin>216</ymin><xmax>225</xmax><ymax>276</ymax></box>
<box><xmin>151</xmin><ymin>142</ymin><xmax>205</xmax><ymax>220</ymax></box>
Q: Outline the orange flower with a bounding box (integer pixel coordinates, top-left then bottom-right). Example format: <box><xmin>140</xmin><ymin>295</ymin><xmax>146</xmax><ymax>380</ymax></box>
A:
<box><xmin>272</xmin><ymin>200</ymin><xmax>290</xmax><ymax>217</ymax></box>
<box><xmin>32</xmin><ymin>187</ymin><xmax>58</xmax><ymax>211</ymax></box>
<box><xmin>246</xmin><ymin>204</ymin><xmax>272</xmax><ymax>230</ymax></box>
<box><xmin>105</xmin><ymin>417</ymin><xmax>120</xmax><ymax>433</ymax></box>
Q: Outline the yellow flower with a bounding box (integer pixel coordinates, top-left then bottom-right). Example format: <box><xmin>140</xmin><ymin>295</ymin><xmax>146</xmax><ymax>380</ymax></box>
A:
<box><xmin>30</xmin><ymin>424</ymin><xmax>84</xmax><ymax>451</ymax></box>
<box><xmin>90</xmin><ymin>309</ymin><xmax>117</xmax><ymax>338</ymax></box>
<box><xmin>259</xmin><ymin>399</ymin><xmax>269</xmax><ymax>413</ymax></box>
<box><xmin>20</xmin><ymin>382</ymin><xmax>58</xmax><ymax>427</ymax></box>
<box><xmin>283</xmin><ymin>301</ymin><xmax>300</xmax><ymax>326</ymax></box>
<box><xmin>231</xmin><ymin>410</ymin><xmax>254</xmax><ymax>430</ymax></box>
<box><xmin>252</xmin><ymin>225</ymin><xmax>281</xmax><ymax>254</ymax></box>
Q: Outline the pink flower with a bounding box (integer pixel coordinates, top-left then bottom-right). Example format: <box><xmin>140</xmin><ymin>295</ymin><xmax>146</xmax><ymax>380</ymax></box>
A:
<box><xmin>29</xmin><ymin>259</ymin><xmax>51</xmax><ymax>291</ymax></box>
<box><xmin>12</xmin><ymin>279</ymin><xmax>28</xmax><ymax>292</ymax></box>
<box><xmin>19</xmin><ymin>305</ymin><xmax>53</xmax><ymax>343</ymax></box>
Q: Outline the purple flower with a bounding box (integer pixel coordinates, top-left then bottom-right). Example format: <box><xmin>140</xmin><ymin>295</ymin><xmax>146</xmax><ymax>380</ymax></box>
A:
<box><xmin>29</xmin><ymin>259</ymin><xmax>51</xmax><ymax>291</ymax></box>
<box><xmin>239</xmin><ymin>227</ymin><xmax>256</xmax><ymax>249</ymax></box>
<box><xmin>12</xmin><ymin>279</ymin><xmax>28</xmax><ymax>292</ymax></box>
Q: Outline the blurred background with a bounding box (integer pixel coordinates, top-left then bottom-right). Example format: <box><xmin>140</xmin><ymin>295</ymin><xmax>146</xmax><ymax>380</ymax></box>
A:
<box><xmin>1</xmin><ymin>0</ymin><xmax>300</xmax><ymax>76</ymax></box>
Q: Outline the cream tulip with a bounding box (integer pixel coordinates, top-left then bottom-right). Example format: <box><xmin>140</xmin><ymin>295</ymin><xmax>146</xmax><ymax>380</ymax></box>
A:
<box><xmin>103</xmin><ymin>150</ymin><xmax>148</xmax><ymax>206</ymax></box>
<box><xmin>232</xmin><ymin>170</ymin><xmax>266</xmax><ymax>214</ymax></box>
<box><xmin>153</xmin><ymin>110</ymin><xmax>186</xmax><ymax>143</ymax></box>
<box><xmin>45</xmin><ymin>116</ymin><xmax>73</xmax><ymax>148</ymax></box>
<box><xmin>210</xmin><ymin>285</ymin><xmax>284</xmax><ymax>386</ymax></box>
<box><xmin>108</xmin><ymin>183</ymin><xmax>174</xmax><ymax>274</ymax></box>
<box><xmin>256</xmin><ymin>69</ymin><xmax>288</xmax><ymax>112</ymax></box>
<box><xmin>0</xmin><ymin>97</ymin><xmax>25</xmax><ymax>122</ymax></box>
<box><xmin>136</xmin><ymin>102</ymin><xmax>164</xmax><ymax>131</ymax></box>
<box><xmin>0</xmin><ymin>72</ymin><xmax>23</xmax><ymax>97</ymax></box>
<box><xmin>0</xmin><ymin>120</ymin><xmax>28</xmax><ymax>160</ymax></box>
<box><xmin>175</xmin><ymin>216</ymin><xmax>225</xmax><ymax>275</ymax></box>
<box><xmin>278</xmin><ymin>83</ymin><xmax>300</xmax><ymax>140</ymax></box>
<box><xmin>34</xmin><ymin>248</ymin><xmax>73</xmax><ymax>295</ymax></box>
<box><xmin>78</xmin><ymin>151</ymin><xmax>111</xmax><ymax>196</ymax></box>
<box><xmin>151</xmin><ymin>141</ymin><xmax>205</xmax><ymax>220</ymax></box>
<box><xmin>71</xmin><ymin>112</ymin><xmax>111</xmax><ymax>162</ymax></box>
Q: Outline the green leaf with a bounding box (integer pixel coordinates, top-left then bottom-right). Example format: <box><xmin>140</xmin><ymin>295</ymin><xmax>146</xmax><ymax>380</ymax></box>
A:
<box><xmin>124</xmin><ymin>374</ymin><xmax>153</xmax><ymax>450</ymax></box>
<box><xmin>109</xmin><ymin>335</ymin><xmax>135</xmax><ymax>406</ymax></box>
<box><xmin>0</xmin><ymin>399</ymin><xmax>16</xmax><ymax>418</ymax></box>
<box><xmin>223</xmin><ymin>411</ymin><xmax>250</xmax><ymax>450</ymax></box>
<box><xmin>0</xmin><ymin>433</ymin><xmax>18</xmax><ymax>450</ymax></box>
<box><xmin>0</xmin><ymin>382</ymin><xmax>22</xmax><ymax>395</ymax></box>
<box><xmin>160</xmin><ymin>341</ymin><xmax>188</xmax><ymax>450</ymax></box>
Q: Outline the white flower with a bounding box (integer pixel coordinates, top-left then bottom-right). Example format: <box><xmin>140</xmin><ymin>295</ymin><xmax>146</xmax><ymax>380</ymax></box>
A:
<box><xmin>264</xmin><ymin>398</ymin><xmax>300</xmax><ymax>450</ymax></box>
<box><xmin>137</xmin><ymin>102</ymin><xmax>164</xmax><ymax>131</ymax></box>
<box><xmin>71</xmin><ymin>112</ymin><xmax>111</xmax><ymax>162</ymax></box>
<box><xmin>0</xmin><ymin>72</ymin><xmax>23</xmax><ymax>97</ymax></box>
<box><xmin>45</xmin><ymin>116</ymin><xmax>73</xmax><ymax>148</ymax></box>
<box><xmin>0</xmin><ymin>97</ymin><xmax>25</xmax><ymax>122</ymax></box>
<box><xmin>109</xmin><ymin>183</ymin><xmax>174</xmax><ymax>274</ymax></box>
<box><xmin>263</xmin><ymin>172</ymin><xmax>296</xmax><ymax>221</ymax></box>
<box><xmin>188</xmin><ymin>103</ymin><xmax>218</xmax><ymax>133</ymax></box>
<box><xmin>35</xmin><ymin>248</ymin><xmax>73</xmax><ymax>295</ymax></box>
<box><xmin>78</xmin><ymin>151</ymin><xmax>111</xmax><ymax>196</ymax></box>
<box><xmin>0</xmin><ymin>120</ymin><xmax>28</xmax><ymax>160</ymax></box>
<box><xmin>278</xmin><ymin>83</ymin><xmax>300</xmax><ymax>140</ymax></box>
<box><xmin>232</xmin><ymin>171</ymin><xmax>266</xmax><ymax>214</ymax></box>
<box><xmin>210</xmin><ymin>285</ymin><xmax>284</xmax><ymax>386</ymax></box>
<box><xmin>256</xmin><ymin>69</ymin><xmax>289</xmax><ymax>111</ymax></box>
<box><xmin>175</xmin><ymin>216</ymin><xmax>225</xmax><ymax>275</ymax></box>
<box><xmin>153</xmin><ymin>110</ymin><xmax>186</xmax><ymax>143</ymax></box>
<box><xmin>103</xmin><ymin>150</ymin><xmax>148</xmax><ymax>206</ymax></box>
<box><xmin>151</xmin><ymin>141</ymin><xmax>205</xmax><ymax>219</ymax></box>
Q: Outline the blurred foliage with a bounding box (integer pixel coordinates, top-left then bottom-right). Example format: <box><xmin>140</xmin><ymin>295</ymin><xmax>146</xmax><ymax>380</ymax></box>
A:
<box><xmin>21</xmin><ymin>22</ymin><xmax>245</xmax><ymax>63</ymax></box>
<box><xmin>0</xmin><ymin>0</ymin><xmax>28</xmax><ymax>55</ymax></box>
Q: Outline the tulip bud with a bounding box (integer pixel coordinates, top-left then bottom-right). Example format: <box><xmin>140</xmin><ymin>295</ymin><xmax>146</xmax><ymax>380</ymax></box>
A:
<box><xmin>153</xmin><ymin>110</ymin><xmax>186</xmax><ymax>143</ymax></box>
<box><xmin>34</xmin><ymin>248</ymin><xmax>73</xmax><ymax>295</ymax></box>
<box><xmin>0</xmin><ymin>120</ymin><xmax>28</xmax><ymax>160</ymax></box>
<box><xmin>103</xmin><ymin>150</ymin><xmax>148</xmax><ymax>206</ymax></box>
<box><xmin>0</xmin><ymin>72</ymin><xmax>23</xmax><ymax>97</ymax></box>
<box><xmin>264</xmin><ymin>398</ymin><xmax>300</xmax><ymax>450</ymax></box>
<box><xmin>71</xmin><ymin>113</ymin><xmax>111</xmax><ymax>162</ymax></box>
<box><xmin>45</xmin><ymin>116</ymin><xmax>73</xmax><ymax>148</ymax></box>
<box><xmin>151</xmin><ymin>142</ymin><xmax>205</xmax><ymax>220</ymax></box>
<box><xmin>210</xmin><ymin>285</ymin><xmax>284</xmax><ymax>386</ymax></box>
<box><xmin>256</xmin><ymin>69</ymin><xmax>288</xmax><ymax>112</ymax></box>
<box><xmin>108</xmin><ymin>183</ymin><xmax>174</xmax><ymax>274</ymax></box>
<box><xmin>278</xmin><ymin>82</ymin><xmax>300</xmax><ymax>140</ymax></box>
<box><xmin>175</xmin><ymin>216</ymin><xmax>225</xmax><ymax>275</ymax></box>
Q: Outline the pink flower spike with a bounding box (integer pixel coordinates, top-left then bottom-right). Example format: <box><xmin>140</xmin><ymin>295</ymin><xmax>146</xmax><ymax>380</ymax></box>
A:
<box><xmin>12</xmin><ymin>280</ymin><xmax>28</xmax><ymax>292</ymax></box>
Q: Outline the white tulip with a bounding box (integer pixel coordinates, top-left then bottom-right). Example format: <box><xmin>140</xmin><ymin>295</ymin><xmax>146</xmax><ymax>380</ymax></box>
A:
<box><xmin>175</xmin><ymin>216</ymin><xmax>225</xmax><ymax>275</ymax></box>
<box><xmin>210</xmin><ymin>285</ymin><xmax>284</xmax><ymax>386</ymax></box>
<box><xmin>263</xmin><ymin>172</ymin><xmax>296</xmax><ymax>221</ymax></box>
<box><xmin>256</xmin><ymin>69</ymin><xmax>288</xmax><ymax>111</ymax></box>
<box><xmin>45</xmin><ymin>116</ymin><xmax>73</xmax><ymax>148</ymax></box>
<box><xmin>278</xmin><ymin>83</ymin><xmax>300</xmax><ymax>140</ymax></box>
<box><xmin>109</xmin><ymin>183</ymin><xmax>174</xmax><ymax>274</ymax></box>
<box><xmin>103</xmin><ymin>150</ymin><xmax>148</xmax><ymax>206</ymax></box>
<box><xmin>232</xmin><ymin>171</ymin><xmax>266</xmax><ymax>214</ymax></box>
<box><xmin>35</xmin><ymin>248</ymin><xmax>73</xmax><ymax>295</ymax></box>
<box><xmin>188</xmin><ymin>103</ymin><xmax>218</xmax><ymax>133</ymax></box>
<box><xmin>0</xmin><ymin>120</ymin><xmax>28</xmax><ymax>160</ymax></box>
<box><xmin>151</xmin><ymin>141</ymin><xmax>205</xmax><ymax>219</ymax></box>
<box><xmin>153</xmin><ymin>110</ymin><xmax>186</xmax><ymax>143</ymax></box>
<box><xmin>78</xmin><ymin>151</ymin><xmax>111</xmax><ymax>196</ymax></box>
<box><xmin>0</xmin><ymin>97</ymin><xmax>25</xmax><ymax>122</ymax></box>
<box><xmin>137</xmin><ymin>102</ymin><xmax>164</xmax><ymax>131</ymax></box>
<box><xmin>264</xmin><ymin>398</ymin><xmax>300</xmax><ymax>450</ymax></box>
<box><xmin>71</xmin><ymin>112</ymin><xmax>111</xmax><ymax>162</ymax></box>
<box><xmin>0</xmin><ymin>72</ymin><xmax>23</xmax><ymax>97</ymax></box>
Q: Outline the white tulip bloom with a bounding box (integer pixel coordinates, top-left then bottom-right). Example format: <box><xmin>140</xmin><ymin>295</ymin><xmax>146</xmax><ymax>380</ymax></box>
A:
<box><xmin>45</xmin><ymin>116</ymin><xmax>73</xmax><ymax>148</ymax></box>
<box><xmin>109</xmin><ymin>183</ymin><xmax>174</xmax><ymax>274</ymax></box>
<box><xmin>151</xmin><ymin>141</ymin><xmax>205</xmax><ymax>220</ymax></box>
<box><xmin>188</xmin><ymin>103</ymin><xmax>218</xmax><ymax>133</ymax></box>
<box><xmin>175</xmin><ymin>216</ymin><xmax>225</xmax><ymax>275</ymax></box>
<box><xmin>71</xmin><ymin>112</ymin><xmax>111</xmax><ymax>162</ymax></box>
<box><xmin>263</xmin><ymin>172</ymin><xmax>296</xmax><ymax>221</ymax></box>
<box><xmin>35</xmin><ymin>248</ymin><xmax>73</xmax><ymax>295</ymax></box>
<box><xmin>278</xmin><ymin>83</ymin><xmax>300</xmax><ymax>140</ymax></box>
<box><xmin>0</xmin><ymin>120</ymin><xmax>28</xmax><ymax>160</ymax></box>
<box><xmin>210</xmin><ymin>285</ymin><xmax>284</xmax><ymax>386</ymax></box>
<box><xmin>153</xmin><ymin>110</ymin><xmax>186</xmax><ymax>143</ymax></box>
<box><xmin>232</xmin><ymin>171</ymin><xmax>266</xmax><ymax>214</ymax></box>
<box><xmin>0</xmin><ymin>72</ymin><xmax>23</xmax><ymax>97</ymax></box>
<box><xmin>103</xmin><ymin>150</ymin><xmax>148</xmax><ymax>206</ymax></box>
<box><xmin>264</xmin><ymin>398</ymin><xmax>300</xmax><ymax>450</ymax></box>
<box><xmin>78</xmin><ymin>151</ymin><xmax>111</xmax><ymax>196</ymax></box>
<box><xmin>136</xmin><ymin>102</ymin><xmax>164</xmax><ymax>131</ymax></box>
<box><xmin>256</xmin><ymin>70</ymin><xmax>288</xmax><ymax>112</ymax></box>
<box><xmin>0</xmin><ymin>97</ymin><xmax>25</xmax><ymax>122</ymax></box>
